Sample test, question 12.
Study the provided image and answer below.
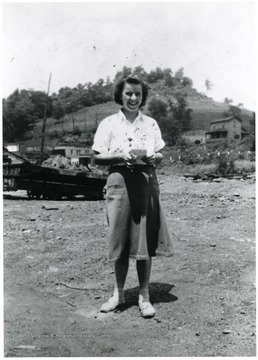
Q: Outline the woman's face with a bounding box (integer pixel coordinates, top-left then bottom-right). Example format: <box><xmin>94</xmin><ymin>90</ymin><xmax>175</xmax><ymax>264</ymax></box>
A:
<box><xmin>121</xmin><ymin>82</ymin><xmax>143</xmax><ymax>114</ymax></box>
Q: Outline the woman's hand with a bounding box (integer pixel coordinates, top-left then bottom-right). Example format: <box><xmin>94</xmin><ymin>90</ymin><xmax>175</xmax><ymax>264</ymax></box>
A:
<box><xmin>122</xmin><ymin>151</ymin><xmax>137</xmax><ymax>168</ymax></box>
<box><xmin>141</xmin><ymin>152</ymin><xmax>163</xmax><ymax>166</ymax></box>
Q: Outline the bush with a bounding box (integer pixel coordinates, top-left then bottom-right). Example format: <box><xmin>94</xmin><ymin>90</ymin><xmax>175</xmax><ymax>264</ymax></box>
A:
<box><xmin>84</xmin><ymin>131</ymin><xmax>94</xmax><ymax>146</ymax></box>
<box><xmin>72</xmin><ymin>126</ymin><xmax>82</xmax><ymax>137</ymax></box>
<box><xmin>215</xmin><ymin>153</ymin><xmax>235</xmax><ymax>175</ymax></box>
<box><xmin>162</xmin><ymin>143</ymin><xmax>255</xmax><ymax>176</ymax></box>
<box><xmin>47</xmin><ymin>130</ymin><xmax>60</xmax><ymax>139</ymax></box>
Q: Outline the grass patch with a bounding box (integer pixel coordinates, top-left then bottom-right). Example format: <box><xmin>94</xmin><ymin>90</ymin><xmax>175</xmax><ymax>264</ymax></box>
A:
<box><xmin>163</xmin><ymin>160</ymin><xmax>255</xmax><ymax>176</ymax></box>
<box><xmin>165</xmin><ymin>163</ymin><xmax>217</xmax><ymax>176</ymax></box>
<box><xmin>187</xmin><ymin>164</ymin><xmax>217</xmax><ymax>176</ymax></box>
<box><xmin>234</xmin><ymin>160</ymin><xmax>255</xmax><ymax>173</ymax></box>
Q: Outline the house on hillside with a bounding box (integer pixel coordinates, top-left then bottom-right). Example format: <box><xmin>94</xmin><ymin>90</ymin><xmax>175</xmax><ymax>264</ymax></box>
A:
<box><xmin>53</xmin><ymin>144</ymin><xmax>91</xmax><ymax>158</ymax></box>
<box><xmin>5</xmin><ymin>143</ymin><xmax>20</xmax><ymax>153</ymax></box>
<box><xmin>205</xmin><ymin>116</ymin><xmax>249</xmax><ymax>144</ymax></box>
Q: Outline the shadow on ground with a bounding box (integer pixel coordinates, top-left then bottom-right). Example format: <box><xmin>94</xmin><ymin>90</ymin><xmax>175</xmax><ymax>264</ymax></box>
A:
<box><xmin>116</xmin><ymin>282</ymin><xmax>177</xmax><ymax>312</ymax></box>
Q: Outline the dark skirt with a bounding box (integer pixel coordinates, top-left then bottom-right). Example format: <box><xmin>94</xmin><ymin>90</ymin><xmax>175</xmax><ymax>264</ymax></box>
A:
<box><xmin>106</xmin><ymin>165</ymin><xmax>173</xmax><ymax>261</ymax></box>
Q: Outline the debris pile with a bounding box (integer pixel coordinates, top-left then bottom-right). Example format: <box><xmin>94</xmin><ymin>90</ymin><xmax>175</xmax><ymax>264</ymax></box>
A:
<box><xmin>41</xmin><ymin>154</ymin><xmax>107</xmax><ymax>176</ymax></box>
<box><xmin>184</xmin><ymin>172</ymin><xmax>255</xmax><ymax>182</ymax></box>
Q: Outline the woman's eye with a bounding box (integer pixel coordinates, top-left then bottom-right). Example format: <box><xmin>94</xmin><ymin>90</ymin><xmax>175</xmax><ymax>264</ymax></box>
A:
<box><xmin>124</xmin><ymin>91</ymin><xmax>142</xmax><ymax>97</ymax></box>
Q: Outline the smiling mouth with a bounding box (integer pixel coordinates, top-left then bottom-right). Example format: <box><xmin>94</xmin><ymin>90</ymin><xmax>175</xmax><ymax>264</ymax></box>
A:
<box><xmin>128</xmin><ymin>102</ymin><xmax>138</xmax><ymax>107</ymax></box>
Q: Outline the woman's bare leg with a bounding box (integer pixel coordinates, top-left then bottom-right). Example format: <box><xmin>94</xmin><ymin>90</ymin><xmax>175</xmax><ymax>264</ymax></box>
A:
<box><xmin>136</xmin><ymin>257</ymin><xmax>152</xmax><ymax>302</ymax></box>
<box><xmin>100</xmin><ymin>257</ymin><xmax>129</xmax><ymax>312</ymax></box>
<box><xmin>136</xmin><ymin>257</ymin><xmax>155</xmax><ymax>317</ymax></box>
<box><xmin>112</xmin><ymin>257</ymin><xmax>129</xmax><ymax>301</ymax></box>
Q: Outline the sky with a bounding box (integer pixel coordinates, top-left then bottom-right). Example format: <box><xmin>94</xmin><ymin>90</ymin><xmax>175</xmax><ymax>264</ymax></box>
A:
<box><xmin>2</xmin><ymin>1</ymin><xmax>256</xmax><ymax>111</ymax></box>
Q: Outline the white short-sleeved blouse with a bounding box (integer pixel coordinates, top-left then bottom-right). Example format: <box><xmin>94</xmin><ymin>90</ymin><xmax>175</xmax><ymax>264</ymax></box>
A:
<box><xmin>92</xmin><ymin>110</ymin><xmax>165</xmax><ymax>156</ymax></box>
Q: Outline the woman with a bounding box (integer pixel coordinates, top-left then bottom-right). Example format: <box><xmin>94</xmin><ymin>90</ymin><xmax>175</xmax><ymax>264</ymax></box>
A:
<box><xmin>92</xmin><ymin>75</ymin><xmax>173</xmax><ymax>318</ymax></box>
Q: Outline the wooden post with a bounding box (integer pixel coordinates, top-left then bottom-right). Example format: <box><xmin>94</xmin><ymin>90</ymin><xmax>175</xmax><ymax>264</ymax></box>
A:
<box><xmin>95</xmin><ymin>110</ymin><xmax>98</xmax><ymax>129</ymax></box>
<box><xmin>61</xmin><ymin>116</ymin><xmax>65</xmax><ymax>135</ymax></box>
<box><xmin>40</xmin><ymin>73</ymin><xmax>52</xmax><ymax>163</ymax></box>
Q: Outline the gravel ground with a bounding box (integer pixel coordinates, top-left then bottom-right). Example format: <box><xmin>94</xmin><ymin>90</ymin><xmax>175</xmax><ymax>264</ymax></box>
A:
<box><xmin>3</xmin><ymin>171</ymin><xmax>256</xmax><ymax>357</ymax></box>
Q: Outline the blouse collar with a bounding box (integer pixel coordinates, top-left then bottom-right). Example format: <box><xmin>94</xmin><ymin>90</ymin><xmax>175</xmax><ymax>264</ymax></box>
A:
<box><xmin>118</xmin><ymin>109</ymin><xmax>143</xmax><ymax>123</ymax></box>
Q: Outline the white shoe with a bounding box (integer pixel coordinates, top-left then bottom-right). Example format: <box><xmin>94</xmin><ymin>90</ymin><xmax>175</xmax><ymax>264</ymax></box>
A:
<box><xmin>138</xmin><ymin>301</ymin><xmax>155</xmax><ymax>318</ymax></box>
<box><xmin>100</xmin><ymin>297</ymin><xmax>125</xmax><ymax>313</ymax></box>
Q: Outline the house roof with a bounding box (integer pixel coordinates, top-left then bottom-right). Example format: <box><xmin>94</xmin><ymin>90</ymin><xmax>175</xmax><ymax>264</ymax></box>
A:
<box><xmin>56</xmin><ymin>141</ymin><xmax>89</xmax><ymax>147</ymax></box>
<box><xmin>210</xmin><ymin>116</ymin><xmax>242</xmax><ymax>124</ymax></box>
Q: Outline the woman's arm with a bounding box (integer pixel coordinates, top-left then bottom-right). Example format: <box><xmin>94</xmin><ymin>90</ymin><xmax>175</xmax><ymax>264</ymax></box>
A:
<box><xmin>94</xmin><ymin>150</ymin><xmax>141</xmax><ymax>167</ymax></box>
<box><xmin>93</xmin><ymin>152</ymin><xmax>125</xmax><ymax>166</ymax></box>
<box><xmin>94</xmin><ymin>151</ymin><xmax>163</xmax><ymax>166</ymax></box>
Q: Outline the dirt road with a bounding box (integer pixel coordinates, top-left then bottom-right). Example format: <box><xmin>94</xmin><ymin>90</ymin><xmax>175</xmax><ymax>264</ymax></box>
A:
<box><xmin>3</xmin><ymin>171</ymin><xmax>256</xmax><ymax>357</ymax></box>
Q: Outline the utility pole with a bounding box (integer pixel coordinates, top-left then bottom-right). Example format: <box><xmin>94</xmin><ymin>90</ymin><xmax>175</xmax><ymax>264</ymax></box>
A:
<box><xmin>40</xmin><ymin>73</ymin><xmax>52</xmax><ymax>163</ymax></box>
<box><xmin>72</xmin><ymin>115</ymin><xmax>75</xmax><ymax>133</ymax></box>
<box><xmin>84</xmin><ymin>108</ymin><xmax>87</xmax><ymax>132</ymax></box>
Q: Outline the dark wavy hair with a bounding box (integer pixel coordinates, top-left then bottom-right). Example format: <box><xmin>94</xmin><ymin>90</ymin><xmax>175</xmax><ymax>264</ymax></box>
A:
<box><xmin>113</xmin><ymin>75</ymin><xmax>149</xmax><ymax>107</ymax></box>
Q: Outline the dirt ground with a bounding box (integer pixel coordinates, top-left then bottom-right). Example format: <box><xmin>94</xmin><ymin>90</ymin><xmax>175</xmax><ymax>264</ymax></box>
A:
<box><xmin>3</xmin><ymin>170</ymin><xmax>256</xmax><ymax>357</ymax></box>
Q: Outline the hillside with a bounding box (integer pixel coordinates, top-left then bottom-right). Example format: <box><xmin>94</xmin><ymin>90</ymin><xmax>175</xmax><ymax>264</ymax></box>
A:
<box><xmin>148</xmin><ymin>82</ymin><xmax>253</xmax><ymax>132</ymax></box>
<box><xmin>20</xmin><ymin>83</ymin><xmax>254</xmax><ymax>150</ymax></box>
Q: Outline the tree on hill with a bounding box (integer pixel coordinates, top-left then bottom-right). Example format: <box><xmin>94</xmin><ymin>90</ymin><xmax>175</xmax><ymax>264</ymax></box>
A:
<box><xmin>174</xmin><ymin>67</ymin><xmax>184</xmax><ymax>84</ymax></box>
<box><xmin>224</xmin><ymin>97</ymin><xmax>233</xmax><ymax>105</ymax></box>
<box><xmin>250</xmin><ymin>112</ymin><xmax>255</xmax><ymax>131</ymax></box>
<box><xmin>205</xmin><ymin>78</ymin><xmax>213</xmax><ymax>91</ymax></box>
<box><xmin>224</xmin><ymin>104</ymin><xmax>242</xmax><ymax>117</ymax></box>
<box><xmin>50</xmin><ymin>78</ymin><xmax>113</xmax><ymax>118</ymax></box>
<box><xmin>164</xmin><ymin>68</ymin><xmax>174</xmax><ymax>87</ymax></box>
<box><xmin>114</xmin><ymin>66</ymin><xmax>133</xmax><ymax>83</ymax></box>
<box><xmin>3</xmin><ymin>89</ymin><xmax>51</xmax><ymax>142</ymax></box>
<box><xmin>148</xmin><ymin>97</ymin><xmax>168</xmax><ymax>119</ymax></box>
<box><xmin>132</xmin><ymin>65</ymin><xmax>148</xmax><ymax>81</ymax></box>
<box><xmin>3</xmin><ymin>65</ymin><xmax>196</xmax><ymax>144</ymax></box>
<box><xmin>148</xmin><ymin>92</ymin><xmax>192</xmax><ymax>146</ymax></box>
<box><xmin>51</xmin><ymin>98</ymin><xmax>65</xmax><ymax>121</ymax></box>
<box><xmin>158</xmin><ymin>114</ymin><xmax>181</xmax><ymax>146</ymax></box>
<box><xmin>147</xmin><ymin>67</ymin><xmax>165</xmax><ymax>83</ymax></box>
<box><xmin>170</xmin><ymin>94</ymin><xmax>192</xmax><ymax>132</ymax></box>
<box><xmin>87</xmin><ymin>79</ymin><xmax>113</xmax><ymax>104</ymax></box>
<box><xmin>250</xmin><ymin>112</ymin><xmax>255</xmax><ymax>151</ymax></box>
<box><xmin>182</xmin><ymin>76</ymin><xmax>193</xmax><ymax>87</ymax></box>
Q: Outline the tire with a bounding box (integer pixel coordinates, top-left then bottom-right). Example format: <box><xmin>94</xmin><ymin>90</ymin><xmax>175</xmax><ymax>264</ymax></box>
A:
<box><xmin>27</xmin><ymin>189</ymin><xmax>34</xmax><ymax>199</ymax></box>
<box><xmin>66</xmin><ymin>193</ymin><xmax>75</xmax><ymax>200</ymax></box>
<box><xmin>43</xmin><ymin>187</ymin><xmax>61</xmax><ymax>200</ymax></box>
<box><xmin>27</xmin><ymin>189</ymin><xmax>42</xmax><ymax>200</ymax></box>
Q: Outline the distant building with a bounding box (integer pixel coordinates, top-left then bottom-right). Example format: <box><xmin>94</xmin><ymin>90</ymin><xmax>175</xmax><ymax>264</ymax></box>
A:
<box><xmin>205</xmin><ymin>116</ymin><xmax>249</xmax><ymax>144</ymax></box>
<box><xmin>3</xmin><ymin>147</ymin><xmax>27</xmax><ymax>165</ymax></box>
<box><xmin>52</xmin><ymin>141</ymin><xmax>94</xmax><ymax>166</ymax></box>
<box><xmin>52</xmin><ymin>145</ymin><xmax>92</xmax><ymax>158</ymax></box>
<box><xmin>5</xmin><ymin>144</ymin><xmax>20</xmax><ymax>153</ymax></box>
